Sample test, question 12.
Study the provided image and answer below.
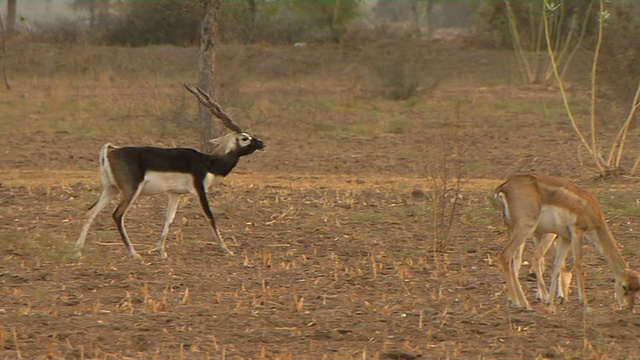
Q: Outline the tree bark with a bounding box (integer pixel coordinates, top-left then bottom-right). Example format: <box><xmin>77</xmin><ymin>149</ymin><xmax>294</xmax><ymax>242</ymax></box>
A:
<box><xmin>246</xmin><ymin>0</ymin><xmax>257</xmax><ymax>43</ymax></box>
<box><xmin>411</xmin><ymin>0</ymin><xmax>420</xmax><ymax>38</ymax></box>
<box><xmin>412</xmin><ymin>0</ymin><xmax>433</xmax><ymax>40</ymax></box>
<box><xmin>0</xmin><ymin>8</ymin><xmax>10</xmax><ymax>90</ymax></box>
<box><xmin>424</xmin><ymin>0</ymin><xmax>433</xmax><ymax>40</ymax></box>
<box><xmin>198</xmin><ymin>0</ymin><xmax>222</xmax><ymax>153</ymax></box>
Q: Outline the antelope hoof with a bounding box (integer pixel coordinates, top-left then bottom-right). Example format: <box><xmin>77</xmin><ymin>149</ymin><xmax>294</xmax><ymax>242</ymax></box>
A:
<box><xmin>149</xmin><ymin>247</ymin><xmax>168</xmax><ymax>259</ymax></box>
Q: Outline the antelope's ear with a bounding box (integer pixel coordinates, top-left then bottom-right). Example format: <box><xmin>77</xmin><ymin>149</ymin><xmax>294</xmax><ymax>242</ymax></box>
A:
<box><xmin>209</xmin><ymin>136</ymin><xmax>224</xmax><ymax>147</ymax></box>
<box><xmin>224</xmin><ymin>139</ymin><xmax>235</xmax><ymax>154</ymax></box>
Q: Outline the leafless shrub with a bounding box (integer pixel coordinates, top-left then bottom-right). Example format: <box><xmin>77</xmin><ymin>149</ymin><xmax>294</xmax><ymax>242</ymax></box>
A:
<box><xmin>372</xmin><ymin>53</ymin><xmax>420</xmax><ymax>100</ymax></box>
<box><xmin>370</xmin><ymin>52</ymin><xmax>444</xmax><ymax>100</ymax></box>
<box><xmin>152</xmin><ymin>94</ymin><xmax>195</xmax><ymax>139</ymax></box>
<box><xmin>422</xmin><ymin>102</ymin><xmax>467</xmax><ymax>259</ymax></box>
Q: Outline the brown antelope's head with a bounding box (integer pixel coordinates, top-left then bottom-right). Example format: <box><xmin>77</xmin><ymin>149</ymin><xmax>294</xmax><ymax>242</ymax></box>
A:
<box><xmin>615</xmin><ymin>269</ymin><xmax>640</xmax><ymax>311</ymax></box>
<box><xmin>184</xmin><ymin>84</ymin><xmax>265</xmax><ymax>156</ymax></box>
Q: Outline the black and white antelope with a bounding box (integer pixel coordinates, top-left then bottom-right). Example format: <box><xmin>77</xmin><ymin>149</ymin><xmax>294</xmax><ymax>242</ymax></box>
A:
<box><xmin>75</xmin><ymin>85</ymin><xmax>265</xmax><ymax>259</ymax></box>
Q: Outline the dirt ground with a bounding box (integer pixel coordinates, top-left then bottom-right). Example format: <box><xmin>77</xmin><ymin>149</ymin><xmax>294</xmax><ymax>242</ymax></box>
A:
<box><xmin>1</xmin><ymin>39</ymin><xmax>640</xmax><ymax>360</ymax></box>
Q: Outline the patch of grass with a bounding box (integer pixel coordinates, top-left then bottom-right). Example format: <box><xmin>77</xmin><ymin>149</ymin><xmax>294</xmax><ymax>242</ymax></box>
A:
<box><xmin>0</xmin><ymin>206</ymin><xmax>10</xmax><ymax>216</ymax></box>
<box><xmin>403</xmin><ymin>97</ymin><xmax>420</xmax><ymax>109</ymax></box>
<box><xmin>395</xmin><ymin>250</ymin><xmax>430</xmax><ymax>259</ymax></box>
<box><xmin>385</xmin><ymin>116</ymin><xmax>412</xmax><ymax>134</ymax></box>
<box><xmin>73</xmin><ymin>192</ymin><xmax>101</xmax><ymax>212</ymax></box>
<box><xmin>1</xmin><ymin>81</ymin><xmax>195</xmax><ymax>139</ymax></box>
<box><xmin>462</xmin><ymin>205</ymin><xmax>497</xmax><ymax>226</ymax></box>
<box><xmin>620</xmin><ymin>233</ymin><xmax>640</xmax><ymax>257</ymax></box>
<box><xmin>594</xmin><ymin>189</ymin><xmax>640</xmax><ymax>217</ymax></box>
<box><xmin>473</xmin><ymin>98</ymin><xmax>565</xmax><ymax>119</ymax></box>
<box><xmin>1</xmin><ymin>231</ymin><xmax>74</xmax><ymax>262</ymax></box>
<box><xmin>217</xmin><ymin>194</ymin><xmax>238</xmax><ymax>216</ymax></box>
<box><xmin>348</xmin><ymin>205</ymin><xmax>406</xmax><ymax>224</ymax></box>
<box><xmin>349</xmin><ymin>212</ymin><xmax>385</xmax><ymax>224</ymax></box>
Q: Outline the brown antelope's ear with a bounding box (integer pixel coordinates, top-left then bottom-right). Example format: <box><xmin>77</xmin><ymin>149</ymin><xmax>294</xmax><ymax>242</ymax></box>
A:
<box><xmin>184</xmin><ymin>84</ymin><xmax>244</xmax><ymax>133</ymax></box>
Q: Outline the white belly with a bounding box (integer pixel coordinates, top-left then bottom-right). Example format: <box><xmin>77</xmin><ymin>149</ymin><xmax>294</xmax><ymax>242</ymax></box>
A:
<box><xmin>140</xmin><ymin>172</ymin><xmax>217</xmax><ymax>196</ymax></box>
<box><xmin>537</xmin><ymin>205</ymin><xmax>576</xmax><ymax>239</ymax></box>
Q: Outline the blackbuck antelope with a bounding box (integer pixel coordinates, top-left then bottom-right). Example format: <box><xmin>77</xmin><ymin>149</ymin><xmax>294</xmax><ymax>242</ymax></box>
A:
<box><xmin>495</xmin><ymin>174</ymin><xmax>640</xmax><ymax>311</ymax></box>
<box><xmin>75</xmin><ymin>85</ymin><xmax>265</xmax><ymax>259</ymax></box>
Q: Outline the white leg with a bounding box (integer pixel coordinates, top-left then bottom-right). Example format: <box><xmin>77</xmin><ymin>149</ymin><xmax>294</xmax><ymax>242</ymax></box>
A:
<box><xmin>547</xmin><ymin>236</ymin><xmax>571</xmax><ymax>306</ymax></box>
<box><xmin>532</xmin><ymin>233</ymin><xmax>557</xmax><ymax>302</ymax></box>
<box><xmin>154</xmin><ymin>194</ymin><xmax>181</xmax><ymax>258</ymax></box>
<box><xmin>75</xmin><ymin>186</ymin><xmax>118</xmax><ymax>258</ymax></box>
<box><xmin>558</xmin><ymin>266</ymin><xmax>572</xmax><ymax>300</ymax></box>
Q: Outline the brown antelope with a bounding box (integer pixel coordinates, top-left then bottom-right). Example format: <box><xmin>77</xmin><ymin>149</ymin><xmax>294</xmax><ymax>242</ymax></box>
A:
<box><xmin>75</xmin><ymin>85</ymin><xmax>265</xmax><ymax>259</ymax></box>
<box><xmin>495</xmin><ymin>174</ymin><xmax>640</xmax><ymax>311</ymax></box>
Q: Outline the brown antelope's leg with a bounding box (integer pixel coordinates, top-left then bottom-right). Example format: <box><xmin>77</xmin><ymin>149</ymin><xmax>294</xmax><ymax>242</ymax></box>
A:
<box><xmin>571</xmin><ymin>230</ymin><xmax>589</xmax><ymax>311</ymax></box>
<box><xmin>499</xmin><ymin>225</ymin><xmax>536</xmax><ymax>309</ymax></box>
<box><xmin>513</xmin><ymin>240</ymin><xmax>526</xmax><ymax>277</ymax></box>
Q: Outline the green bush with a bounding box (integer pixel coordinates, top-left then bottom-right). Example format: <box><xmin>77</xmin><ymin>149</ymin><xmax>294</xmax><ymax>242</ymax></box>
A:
<box><xmin>474</xmin><ymin>0</ymin><xmax>596</xmax><ymax>49</ymax></box>
<box><xmin>101</xmin><ymin>1</ymin><xmax>201</xmax><ymax>46</ymax></box>
<box><xmin>95</xmin><ymin>0</ymin><xmax>362</xmax><ymax>46</ymax></box>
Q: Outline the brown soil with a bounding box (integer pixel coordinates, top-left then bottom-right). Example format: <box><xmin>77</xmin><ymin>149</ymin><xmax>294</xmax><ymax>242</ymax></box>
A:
<box><xmin>1</xmin><ymin>40</ymin><xmax>640</xmax><ymax>360</ymax></box>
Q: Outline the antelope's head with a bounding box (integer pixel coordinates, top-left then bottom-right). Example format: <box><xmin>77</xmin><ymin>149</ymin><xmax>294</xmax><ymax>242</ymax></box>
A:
<box><xmin>184</xmin><ymin>84</ymin><xmax>265</xmax><ymax>156</ymax></box>
<box><xmin>616</xmin><ymin>269</ymin><xmax>640</xmax><ymax>312</ymax></box>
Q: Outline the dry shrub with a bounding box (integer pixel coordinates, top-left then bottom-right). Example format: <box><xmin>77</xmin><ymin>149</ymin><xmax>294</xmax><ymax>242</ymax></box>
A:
<box><xmin>370</xmin><ymin>52</ymin><xmax>443</xmax><ymax>100</ymax></box>
<box><xmin>371</xmin><ymin>53</ymin><xmax>421</xmax><ymax>100</ymax></box>
<box><xmin>423</xmin><ymin>102</ymin><xmax>467</xmax><ymax>257</ymax></box>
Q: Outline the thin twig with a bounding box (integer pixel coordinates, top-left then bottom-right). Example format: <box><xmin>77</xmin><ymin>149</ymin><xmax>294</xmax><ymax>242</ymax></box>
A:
<box><xmin>12</xmin><ymin>327</ymin><xmax>21</xmax><ymax>359</ymax></box>
<box><xmin>612</xmin><ymin>81</ymin><xmax>640</xmax><ymax>171</ymax></box>
<box><xmin>589</xmin><ymin>0</ymin><xmax>606</xmax><ymax>169</ymax></box>
<box><xmin>559</xmin><ymin>2</ymin><xmax>593</xmax><ymax>79</ymax></box>
<box><xmin>543</xmin><ymin>0</ymin><xmax>604</xmax><ymax>175</ymax></box>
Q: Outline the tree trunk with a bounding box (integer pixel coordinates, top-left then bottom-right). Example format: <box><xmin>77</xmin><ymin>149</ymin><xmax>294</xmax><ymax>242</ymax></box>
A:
<box><xmin>411</xmin><ymin>0</ymin><xmax>433</xmax><ymax>39</ymax></box>
<box><xmin>424</xmin><ymin>0</ymin><xmax>433</xmax><ymax>40</ymax></box>
<box><xmin>89</xmin><ymin>1</ymin><xmax>95</xmax><ymax>30</ymax></box>
<box><xmin>0</xmin><ymin>9</ymin><xmax>11</xmax><ymax>89</ymax></box>
<box><xmin>198</xmin><ymin>0</ymin><xmax>223</xmax><ymax>153</ymax></box>
<box><xmin>6</xmin><ymin>0</ymin><xmax>17</xmax><ymax>36</ymax></box>
<box><xmin>411</xmin><ymin>0</ymin><xmax>420</xmax><ymax>38</ymax></box>
<box><xmin>246</xmin><ymin>0</ymin><xmax>257</xmax><ymax>43</ymax></box>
